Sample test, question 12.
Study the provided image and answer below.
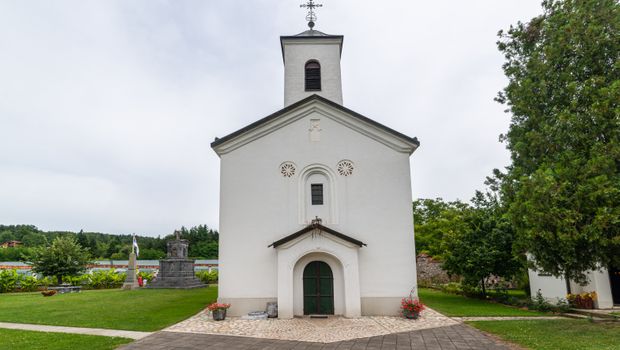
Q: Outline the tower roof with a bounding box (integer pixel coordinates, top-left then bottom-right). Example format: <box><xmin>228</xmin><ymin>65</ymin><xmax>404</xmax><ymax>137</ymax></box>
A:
<box><xmin>280</xmin><ymin>30</ymin><xmax>344</xmax><ymax>63</ymax></box>
<box><xmin>294</xmin><ymin>29</ymin><xmax>330</xmax><ymax>37</ymax></box>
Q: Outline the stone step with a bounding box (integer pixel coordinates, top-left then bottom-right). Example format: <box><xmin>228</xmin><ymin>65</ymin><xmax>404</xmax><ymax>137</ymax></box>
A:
<box><xmin>562</xmin><ymin>313</ymin><xmax>617</xmax><ymax>323</ymax></box>
<box><xmin>569</xmin><ymin>309</ymin><xmax>619</xmax><ymax>320</ymax></box>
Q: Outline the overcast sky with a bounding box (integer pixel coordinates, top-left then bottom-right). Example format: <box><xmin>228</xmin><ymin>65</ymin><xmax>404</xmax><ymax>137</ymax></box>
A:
<box><xmin>0</xmin><ymin>1</ymin><xmax>544</xmax><ymax>236</ymax></box>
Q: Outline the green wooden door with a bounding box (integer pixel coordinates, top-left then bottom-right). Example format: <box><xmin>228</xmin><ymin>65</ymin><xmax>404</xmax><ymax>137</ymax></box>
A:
<box><xmin>303</xmin><ymin>261</ymin><xmax>334</xmax><ymax>315</ymax></box>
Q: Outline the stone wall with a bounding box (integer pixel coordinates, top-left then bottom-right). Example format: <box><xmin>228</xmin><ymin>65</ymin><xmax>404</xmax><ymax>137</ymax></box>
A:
<box><xmin>416</xmin><ymin>253</ymin><xmax>458</xmax><ymax>286</ymax></box>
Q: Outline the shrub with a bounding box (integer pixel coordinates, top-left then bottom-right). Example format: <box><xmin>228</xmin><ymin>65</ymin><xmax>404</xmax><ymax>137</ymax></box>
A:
<box><xmin>87</xmin><ymin>269</ymin><xmax>126</xmax><ymax>289</ymax></box>
<box><xmin>0</xmin><ymin>269</ymin><xmax>20</xmax><ymax>293</ymax></box>
<box><xmin>196</xmin><ymin>270</ymin><xmax>218</xmax><ymax>284</ymax></box>
<box><xmin>18</xmin><ymin>275</ymin><xmax>40</xmax><ymax>292</ymax></box>
<box><xmin>529</xmin><ymin>290</ymin><xmax>553</xmax><ymax>312</ymax></box>
<box><xmin>137</xmin><ymin>271</ymin><xmax>155</xmax><ymax>283</ymax></box>
<box><xmin>63</xmin><ymin>275</ymin><xmax>89</xmax><ymax>287</ymax></box>
<box><xmin>38</xmin><ymin>276</ymin><xmax>53</xmax><ymax>288</ymax></box>
<box><xmin>439</xmin><ymin>282</ymin><xmax>463</xmax><ymax>295</ymax></box>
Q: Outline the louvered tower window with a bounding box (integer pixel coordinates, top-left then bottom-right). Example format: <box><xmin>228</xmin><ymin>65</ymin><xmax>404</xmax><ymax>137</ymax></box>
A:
<box><xmin>305</xmin><ymin>61</ymin><xmax>321</xmax><ymax>91</ymax></box>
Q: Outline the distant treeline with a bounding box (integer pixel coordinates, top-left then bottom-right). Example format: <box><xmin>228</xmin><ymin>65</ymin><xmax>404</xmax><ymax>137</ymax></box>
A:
<box><xmin>0</xmin><ymin>224</ymin><xmax>218</xmax><ymax>261</ymax></box>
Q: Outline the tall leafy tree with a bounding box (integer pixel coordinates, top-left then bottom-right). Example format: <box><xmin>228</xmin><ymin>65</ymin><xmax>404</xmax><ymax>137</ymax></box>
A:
<box><xmin>413</xmin><ymin>198</ymin><xmax>468</xmax><ymax>258</ymax></box>
<box><xmin>441</xmin><ymin>189</ymin><xmax>521</xmax><ymax>295</ymax></box>
<box><xmin>496</xmin><ymin>0</ymin><xmax>620</xmax><ymax>283</ymax></box>
<box><xmin>30</xmin><ymin>236</ymin><xmax>93</xmax><ymax>285</ymax></box>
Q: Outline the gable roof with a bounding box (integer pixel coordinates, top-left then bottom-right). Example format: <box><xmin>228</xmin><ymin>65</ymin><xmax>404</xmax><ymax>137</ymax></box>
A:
<box><xmin>211</xmin><ymin>94</ymin><xmax>420</xmax><ymax>151</ymax></box>
<box><xmin>268</xmin><ymin>223</ymin><xmax>366</xmax><ymax>248</ymax></box>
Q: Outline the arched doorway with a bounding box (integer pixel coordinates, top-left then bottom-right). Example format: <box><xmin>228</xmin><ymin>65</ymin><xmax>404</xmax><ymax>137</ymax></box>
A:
<box><xmin>303</xmin><ymin>261</ymin><xmax>334</xmax><ymax>315</ymax></box>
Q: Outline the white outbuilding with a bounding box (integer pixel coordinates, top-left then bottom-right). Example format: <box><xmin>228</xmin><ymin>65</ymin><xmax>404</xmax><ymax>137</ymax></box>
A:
<box><xmin>211</xmin><ymin>27</ymin><xmax>420</xmax><ymax>318</ymax></box>
<box><xmin>529</xmin><ymin>265</ymin><xmax>619</xmax><ymax>309</ymax></box>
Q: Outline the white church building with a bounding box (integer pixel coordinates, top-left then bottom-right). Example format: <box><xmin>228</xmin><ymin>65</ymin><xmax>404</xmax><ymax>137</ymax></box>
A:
<box><xmin>211</xmin><ymin>27</ymin><xmax>419</xmax><ymax>318</ymax></box>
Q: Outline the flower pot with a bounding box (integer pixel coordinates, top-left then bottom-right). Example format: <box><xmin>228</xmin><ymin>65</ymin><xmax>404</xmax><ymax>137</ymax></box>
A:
<box><xmin>404</xmin><ymin>311</ymin><xmax>420</xmax><ymax>320</ymax></box>
<box><xmin>212</xmin><ymin>309</ymin><xmax>227</xmax><ymax>321</ymax></box>
<box><xmin>266</xmin><ymin>302</ymin><xmax>278</xmax><ymax>318</ymax></box>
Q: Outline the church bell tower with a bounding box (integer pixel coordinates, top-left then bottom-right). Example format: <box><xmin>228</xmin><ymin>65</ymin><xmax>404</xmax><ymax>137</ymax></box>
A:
<box><xmin>281</xmin><ymin>1</ymin><xmax>343</xmax><ymax>106</ymax></box>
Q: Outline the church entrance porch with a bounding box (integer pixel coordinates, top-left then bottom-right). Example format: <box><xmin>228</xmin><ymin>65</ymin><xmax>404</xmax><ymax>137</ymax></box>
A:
<box><xmin>303</xmin><ymin>261</ymin><xmax>334</xmax><ymax>315</ymax></box>
<box><xmin>272</xmin><ymin>222</ymin><xmax>364</xmax><ymax>319</ymax></box>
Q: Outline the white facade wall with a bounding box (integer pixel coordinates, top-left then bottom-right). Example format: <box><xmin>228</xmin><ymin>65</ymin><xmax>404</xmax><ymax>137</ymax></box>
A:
<box><xmin>528</xmin><ymin>267</ymin><xmax>615</xmax><ymax>309</ymax></box>
<box><xmin>215</xmin><ymin>101</ymin><xmax>417</xmax><ymax>316</ymax></box>
<box><xmin>282</xmin><ymin>38</ymin><xmax>343</xmax><ymax>106</ymax></box>
<box><xmin>528</xmin><ymin>269</ymin><xmax>568</xmax><ymax>303</ymax></box>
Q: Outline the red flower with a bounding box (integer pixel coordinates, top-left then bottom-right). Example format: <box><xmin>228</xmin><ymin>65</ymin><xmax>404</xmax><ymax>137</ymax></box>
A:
<box><xmin>207</xmin><ymin>302</ymin><xmax>231</xmax><ymax>312</ymax></box>
<box><xmin>400</xmin><ymin>297</ymin><xmax>425</xmax><ymax>315</ymax></box>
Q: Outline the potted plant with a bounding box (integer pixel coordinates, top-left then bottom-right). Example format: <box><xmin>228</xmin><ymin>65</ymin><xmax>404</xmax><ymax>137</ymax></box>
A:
<box><xmin>207</xmin><ymin>302</ymin><xmax>231</xmax><ymax>321</ymax></box>
<box><xmin>401</xmin><ymin>296</ymin><xmax>425</xmax><ymax>319</ymax></box>
<box><xmin>567</xmin><ymin>291</ymin><xmax>597</xmax><ymax>309</ymax></box>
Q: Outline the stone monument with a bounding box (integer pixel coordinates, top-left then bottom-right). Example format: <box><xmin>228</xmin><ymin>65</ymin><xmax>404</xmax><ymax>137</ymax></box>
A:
<box><xmin>121</xmin><ymin>235</ymin><xmax>140</xmax><ymax>290</ymax></box>
<box><xmin>148</xmin><ymin>231</ymin><xmax>206</xmax><ymax>289</ymax></box>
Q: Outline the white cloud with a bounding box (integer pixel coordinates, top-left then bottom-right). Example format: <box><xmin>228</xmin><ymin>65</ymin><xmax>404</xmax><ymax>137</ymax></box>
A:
<box><xmin>0</xmin><ymin>1</ymin><xmax>543</xmax><ymax>235</ymax></box>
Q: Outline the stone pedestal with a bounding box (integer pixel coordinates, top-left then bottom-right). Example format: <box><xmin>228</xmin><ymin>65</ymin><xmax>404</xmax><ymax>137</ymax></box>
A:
<box><xmin>122</xmin><ymin>252</ymin><xmax>140</xmax><ymax>290</ymax></box>
<box><xmin>148</xmin><ymin>234</ymin><xmax>206</xmax><ymax>289</ymax></box>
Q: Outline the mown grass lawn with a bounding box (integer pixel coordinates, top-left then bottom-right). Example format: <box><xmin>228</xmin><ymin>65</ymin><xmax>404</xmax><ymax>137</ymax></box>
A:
<box><xmin>0</xmin><ymin>286</ymin><xmax>217</xmax><ymax>331</ymax></box>
<box><xmin>418</xmin><ymin>288</ymin><xmax>545</xmax><ymax>317</ymax></box>
<box><xmin>470</xmin><ymin>319</ymin><xmax>620</xmax><ymax>350</ymax></box>
<box><xmin>0</xmin><ymin>328</ymin><xmax>131</xmax><ymax>350</ymax></box>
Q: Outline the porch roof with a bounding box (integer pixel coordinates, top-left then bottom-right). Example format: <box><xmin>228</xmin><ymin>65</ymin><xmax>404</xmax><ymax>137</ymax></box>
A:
<box><xmin>268</xmin><ymin>223</ymin><xmax>366</xmax><ymax>248</ymax></box>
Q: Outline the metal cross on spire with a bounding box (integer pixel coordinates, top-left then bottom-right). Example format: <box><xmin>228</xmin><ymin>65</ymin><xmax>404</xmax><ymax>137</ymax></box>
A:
<box><xmin>300</xmin><ymin>0</ymin><xmax>322</xmax><ymax>30</ymax></box>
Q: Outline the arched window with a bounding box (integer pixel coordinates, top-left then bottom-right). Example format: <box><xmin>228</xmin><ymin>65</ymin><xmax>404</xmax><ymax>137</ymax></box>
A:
<box><xmin>305</xmin><ymin>61</ymin><xmax>321</xmax><ymax>91</ymax></box>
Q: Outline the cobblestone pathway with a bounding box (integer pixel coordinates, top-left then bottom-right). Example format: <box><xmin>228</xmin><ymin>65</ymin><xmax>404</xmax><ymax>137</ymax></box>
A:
<box><xmin>118</xmin><ymin>324</ymin><xmax>513</xmax><ymax>350</ymax></box>
<box><xmin>164</xmin><ymin>308</ymin><xmax>459</xmax><ymax>343</ymax></box>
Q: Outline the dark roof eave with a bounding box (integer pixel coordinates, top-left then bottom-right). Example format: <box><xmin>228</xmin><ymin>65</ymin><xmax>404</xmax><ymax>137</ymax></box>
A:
<box><xmin>210</xmin><ymin>94</ymin><xmax>419</xmax><ymax>150</ymax></box>
<box><xmin>268</xmin><ymin>223</ymin><xmax>366</xmax><ymax>248</ymax></box>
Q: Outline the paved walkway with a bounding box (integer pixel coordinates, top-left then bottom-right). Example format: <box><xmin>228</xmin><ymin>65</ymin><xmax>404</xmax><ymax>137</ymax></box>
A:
<box><xmin>118</xmin><ymin>324</ymin><xmax>513</xmax><ymax>350</ymax></box>
<box><xmin>164</xmin><ymin>308</ymin><xmax>459</xmax><ymax>343</ymax></box>
<box><xmin>0</xmin><ymin>322</ymin><xmax>152</xmax><ymax>340</ymax></box>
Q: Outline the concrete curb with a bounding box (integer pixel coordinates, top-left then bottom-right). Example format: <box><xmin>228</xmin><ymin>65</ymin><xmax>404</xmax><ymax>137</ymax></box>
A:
<box><xmin>0</xmin><ymin>322</ymin><xmax>152</xmax><ymax>340</ymax></box>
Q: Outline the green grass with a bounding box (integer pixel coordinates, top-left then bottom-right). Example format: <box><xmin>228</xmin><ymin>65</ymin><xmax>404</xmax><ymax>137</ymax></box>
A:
<box><xmin>488</xmin><ymin>289</ymin><xmax>528</xmax><ymax>298</ymax></box>
<box><xmin>0</xmin><ymin>328</ymin><xmax>131</xmax><ymax>350</ymax></box>
<box><xmin>419</xmin><ymin>288</ymin><xmax>545</xmax><ymax>317</ymax></box>
<box><xmin>469</xmin><ymin>319</ymin><xmax>620</xmax><ymax>350</ymax></box>
<box><xmin>0</xmin><ymin>286</ymin><xmax>217</xmax><ymax>331</ymax></box>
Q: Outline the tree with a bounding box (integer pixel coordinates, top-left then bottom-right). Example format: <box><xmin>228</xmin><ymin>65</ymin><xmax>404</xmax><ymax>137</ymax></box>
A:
<box><xmin>30</xmin><ymin>236</ymin><xmax>93</xmax><ymax>285</ymax></box>
<box><xmin>192</xmin><ymin>241</ymin><xmax>219</xmax><ymax>259</ymax></box>
<box><xmin>441</xmin><ymin>189</ymin><xmax>522</xmax><ymax>296</ymax></box>
<box><xmin>138</xmin><ymin>248</ymin><xmax>166</xmax><ymax>259</ymax></box>
<box><xmin>496</xmin><ymin>0</ymin><xmax>620</xmax><ymax>284</ymax></box>
<box><xmin>21</xmin><ymin>233</ymin><xmax>47</xmax><ymax>247</ymax></box>
<box><xmin>76</xmin><ymin>229</ymin><xmax>90</xmax><ymax>251</ymax></box>
<box><xmin>413</xmin><ymin>198</ymin><xmax>468</xmax><ymax>258</ymax></box>
<box><xmin>0</xmin><ymin>231</ymin><xmax>16</xmax><ymax>243</ymax></box>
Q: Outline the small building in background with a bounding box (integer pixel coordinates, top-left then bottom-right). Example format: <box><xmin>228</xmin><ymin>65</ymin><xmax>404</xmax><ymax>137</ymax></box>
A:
<box><xmin>528</xmin><ymin>266</ymin><xmax>619</xmax><ymax>309</ymax></box>
<box><xmin>0</xmin><ymin>240</ymin><xmax>22</xmax><ymax>248</ymax></box>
